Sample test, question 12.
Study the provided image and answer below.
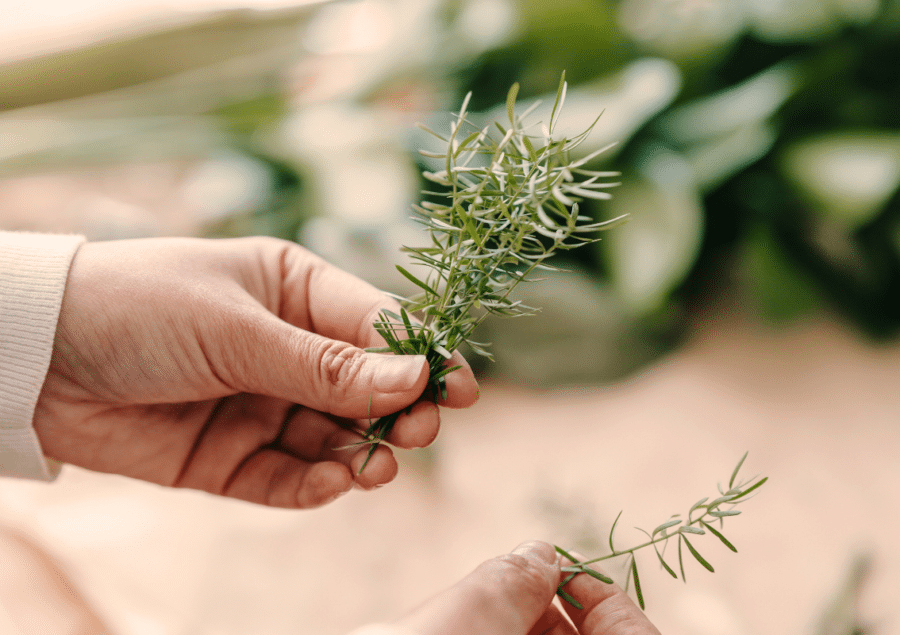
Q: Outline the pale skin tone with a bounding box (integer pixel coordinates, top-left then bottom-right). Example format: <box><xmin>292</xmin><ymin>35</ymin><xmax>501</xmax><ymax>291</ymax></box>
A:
<box><xmin>34</xmin><ymin>236</ymin><xmax>478</xmax><ymax>507</ymax></box>
<box><xmin>29</xmin><ymin>236</ymin><xmax>659</xmax><ymax>633</ymax></box>
<box><xmin>396</xmin><ymin>541</ymin><xmax>661</xmax><ymax>635</ymax></box>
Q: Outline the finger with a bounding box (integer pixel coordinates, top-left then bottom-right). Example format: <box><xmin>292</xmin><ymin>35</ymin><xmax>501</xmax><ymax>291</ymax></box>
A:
<box><xmin>396</xmin><ymin>541</ymin><xmax>560</xmax><ymax>635</ymax></box>
<box><xmin>559</xmin><ymin>565</ymin><xmax>661</xmax><ymax>635</ymax></box>
<box><xmin>527</xmin><ymin>603</ymin><xmax>578</xmax><ymax>635</ymax></box>
<box><xmin>277</xmin><ymin>243</ymin><xmax>405</xmax><ymax>348</ymax></box>
<box><xmin>383</xmin><ymin>400</ymin><xmax>440</xmax><ymax>449</ymax></box>
<box><xmin>224</xmin><ymin>450</ymin><xmax>354</xmax><ymax>508</ymax></box>
<box><xmin>349</xmin><ymin>444</ymin><xmax>398</xmax><ymax>490</ymax></box>
<box><xmin>434</xmin><ymin>351</ymin><xmax>479</xmax><ymax>409</ymax></box>
<box><xmin>278</xmin><ymin>408</ymin><xmax>400</xmax><ymax>490</ymax></box>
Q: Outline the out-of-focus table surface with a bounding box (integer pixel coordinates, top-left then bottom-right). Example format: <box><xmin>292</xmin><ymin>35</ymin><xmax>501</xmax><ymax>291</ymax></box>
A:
<box><xmin>1</xmin><ymin>305</ymin><xmax>897</xmax><ymax>635</ymax></box>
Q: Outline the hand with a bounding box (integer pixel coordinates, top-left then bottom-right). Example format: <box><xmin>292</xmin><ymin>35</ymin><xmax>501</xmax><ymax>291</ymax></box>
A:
<box><xmin>34</xmin><ymin>236</ymin><xmax>478</xmax><ymax>508</ymax></box>
<box><xmin>393</xmin><ymin>541</ymin><xmax>661</xmax><ymax>635</ymax></box>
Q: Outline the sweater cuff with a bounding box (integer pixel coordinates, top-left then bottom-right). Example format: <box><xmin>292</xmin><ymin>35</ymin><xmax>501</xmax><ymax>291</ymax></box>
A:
<box><xmin>0</xmin><ymin>231</ymin><xmax>85</xmax><ymax>481</ymax></box>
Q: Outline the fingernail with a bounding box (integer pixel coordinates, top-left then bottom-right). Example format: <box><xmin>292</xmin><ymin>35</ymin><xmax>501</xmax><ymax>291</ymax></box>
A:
<box><xmin>374</xmin><ymin>355</ymin><xmax>427</xmax><ymax>393</ymax></box>
<box><xmin>512</xmin><ymin>540</ymin><xmax>558</xmax><ymax>565</ymax></box>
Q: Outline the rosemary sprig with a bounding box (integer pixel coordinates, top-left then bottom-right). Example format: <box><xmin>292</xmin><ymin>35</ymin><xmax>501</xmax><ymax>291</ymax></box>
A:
<box><xmin>354</xmin><ymin>73</ymin><xmax>626</xmax><ymax>471</ymax></box>
<box><xmin>555</xmin><ymin>452</ymin><xmax>768</xmax><ymax>610</ymax></box>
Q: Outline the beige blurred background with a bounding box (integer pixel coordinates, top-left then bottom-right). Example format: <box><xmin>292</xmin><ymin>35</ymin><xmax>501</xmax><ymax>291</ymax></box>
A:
<box><xmin>2</xmin><ymin>0</ymin><xmax>899</xmax><ymax>634</ymax></box>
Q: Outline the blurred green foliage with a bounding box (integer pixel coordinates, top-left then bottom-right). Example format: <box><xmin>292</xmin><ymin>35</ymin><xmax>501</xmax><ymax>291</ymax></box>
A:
<box><xmin>2</xmin><ymin>0</ymin><xmax>899</xmax><ymax>381</ymax></box>
<box><xmin>453</xmin><ymin>0</ymin><xmax>900</xmax><ymax>340</ymax></box>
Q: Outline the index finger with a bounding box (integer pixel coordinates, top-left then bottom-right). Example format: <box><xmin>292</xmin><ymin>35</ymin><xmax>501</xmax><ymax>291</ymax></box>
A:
<box><xmin>559</xmin><ymin>566</ymin><xmax>661</xmax><ymax>635</ymax></box>
<box><xmin>279</xmin><ymin>244</ymin><xmax>397</xmax><ymax>348</ymax></box>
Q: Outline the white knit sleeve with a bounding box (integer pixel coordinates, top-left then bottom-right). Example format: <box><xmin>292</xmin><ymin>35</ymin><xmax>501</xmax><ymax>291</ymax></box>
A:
<box><xmin>0</xmin><ymin>231</ymin><xmax>85</xmax><ymax>481</ymax></box>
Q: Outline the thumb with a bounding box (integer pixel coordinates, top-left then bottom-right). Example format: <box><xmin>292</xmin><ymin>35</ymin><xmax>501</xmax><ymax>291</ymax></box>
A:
<box><xmin>396</xmin><ymin>541</ymin><xmax>561</xmax><ymax>635</ymax></box>
<box><xmin>221</xmin><ymin>312</ymin><xmax>429</xmax><ymax>418</ymax></box>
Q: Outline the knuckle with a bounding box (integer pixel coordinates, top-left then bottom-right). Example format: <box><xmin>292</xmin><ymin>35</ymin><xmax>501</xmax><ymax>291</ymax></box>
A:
<box><xmin>319</xmin><ymin>341</ymin><xmax>366</xmax><ymax>391</ymax></box>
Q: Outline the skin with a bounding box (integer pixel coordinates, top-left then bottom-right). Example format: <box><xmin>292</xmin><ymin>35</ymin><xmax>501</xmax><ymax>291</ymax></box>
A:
<box><xmin>395</xmin><ymin>541</ymin><xmax>662</xmax><ymax>635</ymax></box>
<box><xmin>33</xmin><ymin>236</ymin><xmax>478</xmax><ymax>508</ymax></box>
<box><xmin>27</xmin><ymin>236</ymin><xmax>660</xmax><ymax>633</ymax></box>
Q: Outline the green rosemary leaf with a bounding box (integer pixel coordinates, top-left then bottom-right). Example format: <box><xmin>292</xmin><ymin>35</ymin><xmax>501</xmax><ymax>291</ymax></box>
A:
<box><xmin>522</xmin><ymin>135</ymin><xmax>538</xmax><ymax>162</ymax></box>
<box><xmin>557</xmin><ymin>589</ymin><xmax>582</xmax><ymax>609</ymax></box>
<box><xmin>581</xmin><ymin>566</ymin><xmax>614</xmax><ymax>585</ymax></box>
<box><xmin>680</xmin><ymin>526</ymin><xmax>706</xmax><ymax>535</ymax></box>
<box><xmin>609</xmin><ymin>510</ymin><xmax>623</xmax><ymax>553</ymax></box>
<box><xmin>689</xmin><ymin>497</ymin><xmax>709</xmax><ymax>513</ymax></box>
<box><xmin>707</xmin><ymin>494</ymin><xmax>738</xmax><ymax>508</ymax></box>
<box><xmin>654</xmin><ymin>546</ymin><xmax>679</xmax><ymax>579</ymax></box>
<box><xmin>398</xmin><ymin>339</ymin><xmax>422</xmax><ymax>356</ymax></box>
<box><xmin>455</xmin><ymin>130</ymin><xmax>483</xmax><ymax>159</ymax></box>
<box><xmin>555</xmin><ymin>545</ymin><xmax>581</xmax><ymax>562</ymax></box>
<box><xmin>730</xmin><ymin>476</ymin><xmax>768</xmax><ymax>500</ymax></box>
<box><xmin>549</xmin><ymin>70</ymin><xmax>566</xmax><ymax>134</ymax></box>
<box><xmin>730</xmin><ymin>451</ymin><xmax>749</xmax><ymax>489</ymax></box>
<box><xmin>709</xmin><ymin>510</ymin><xmax>742</xmax><ymax>518</ymax></box>
<box><xmin>395</xmin><ymin>265</ymin><xmax>438</xmax><ymax>296</ymax></box>
<box><xmin>432</xmin><ymin>343</ymin><xmax>453</xmax><ymax>359</ymax></box>
<box><xmin>422</xmin><ymin>171</ymin><xmax>452</xmax><ymax>186</ymax></box>
<box><xmin>399</xmin><ymin>306</ymin><xmax>417</xmax><ymax>341</ymax></box>
<box><xmin>678</xmin><ymin>536</ymin><xmax>687</xmax><ymax>583</ymax></box>
<box><xmin>506</xmin><ymin>82</ymin><xmax>520</xmax><ymax>125</ymax></box>
<box><xmin>702</xmin><ymin>522</ymin><xmax>738</xmax><ymax>552</ymax></box>
<box><xmin>430</xmin><ymin>364</ymin><xmax>463</xmax><ymax>382</ymax></box>
<box><xmin>359</xmin><ymin>439</ymin><xmax>379</xmax><ymax>472</ymax></box>
<box><xmin>631</xmin><ymin>557</ymin><xmax>645</xmax><ymax>610</ymax></box>
<box><xmin>682</xmin><ymin>536</ymin><xmax>715</xmax><ymax>573</ymax></box>
<box><xmin>416</xmin><ymin>122</ymin><xmax>448</xmax><ymax>142</ymax></box>
<box><xmin>652</xmin><ymin>518</ymin><xmax>683</xmax><ymax>538</ymax></box>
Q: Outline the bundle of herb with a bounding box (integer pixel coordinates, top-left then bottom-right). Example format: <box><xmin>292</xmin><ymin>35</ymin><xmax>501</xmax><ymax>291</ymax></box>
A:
<box><xmin>357</xmin><ymin>73</ymin><xmax>625</xmax><ymax>469</ymax></box>
<box><xmin>354</xmin><ymin>75</ymin><xmax>766</xmax><ymax>612</ymax></box>
<box><xmin>556</xmin><ymin>452</ymin><xmax>768</xmax><ymax>609</ymax></box>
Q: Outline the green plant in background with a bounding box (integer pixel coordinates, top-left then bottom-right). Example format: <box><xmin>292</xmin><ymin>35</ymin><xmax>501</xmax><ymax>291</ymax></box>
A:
<box><xmin>451</xmin><ymin>0</ymin><xmax>900</xmax><ymax>343</ymax></box>
<box><xmin>556</xmin><ymin>452</ymin><xmax>767</xmax><ymax>610</ymax></box>
<box><xmin>353</xmin><ymin>74</ymin><xmax>625</xmax><ymax>468</ymax></box>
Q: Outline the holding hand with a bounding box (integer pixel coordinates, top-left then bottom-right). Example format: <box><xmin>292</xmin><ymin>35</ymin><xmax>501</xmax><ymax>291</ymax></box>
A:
<box><xmin>392</xmin><ymin>541</ymin><xmax>661</xmax><ymax>635</ymax></box>
<box><xmin>34</xmin><ymin>236</ymin><xmax>478</xmax><ymax>508</ymax></box>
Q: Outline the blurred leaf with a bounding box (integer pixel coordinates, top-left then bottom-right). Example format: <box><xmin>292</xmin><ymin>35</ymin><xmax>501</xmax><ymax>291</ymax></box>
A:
<box><xmin>684</xmin><ymin>122</ymin><xmax>778</xmax><ymax>192</ymax></box>
<box><xmin>750</xmin><ymin>0</ymin><xmax>880</xmax><ymax>43</ymax></box>
<box><xmin>213</xmin><ymin>93</ymin><xmax>289</xmax><ymax>138</ymax></box>
<box><xmin>660</xmin><ymin>61</ymin><xmax>800</xmax><ymax>144</ymax></box>
<box><xmin>477</xmin><ymin>268</ymin><xmax>674</xmax><ymax>385</ymax></box>
<box><xmin>601</xmin><ymin>149</ymin><xmax>703</xmax><ymax>315</ymax></box>
<box><xmin>491</xmin><ymin>58</ymin><xmax>681</xmax><ymax>161</ymax></box>
<box><xmin>459</xmin><ymin>0</ymin><xmax>628</xmax><ymax>109</ymax></box>
<box><xmin>813</xmin><ymin>553</ymin><xmax>873</xmax><ymax>635</ymax></box>
<box><xmin>0</xmin><ymin>6</ymin><xmax>321</xmax><ymax>111</ymax></box>
<box><xmin>742</xmin><ymin>226</ymin><xmax>822</xmax><ymax>323</ymax></box>
<box><xmin>780</xmin><ymin>132</ymin><xmax>900</xmax><ymax>229</ymax></box>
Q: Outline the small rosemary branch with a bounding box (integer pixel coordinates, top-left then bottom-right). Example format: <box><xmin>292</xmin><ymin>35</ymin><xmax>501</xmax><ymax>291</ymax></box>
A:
<box><xmin>353</xmin><ymin>73</ymin><xmax>625</xmax><ymax>471</ymax></box>
<box><xmin>555</xmin><ymin>452</ymin><xmax>768</xmax><ymax>610</ymax></box>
